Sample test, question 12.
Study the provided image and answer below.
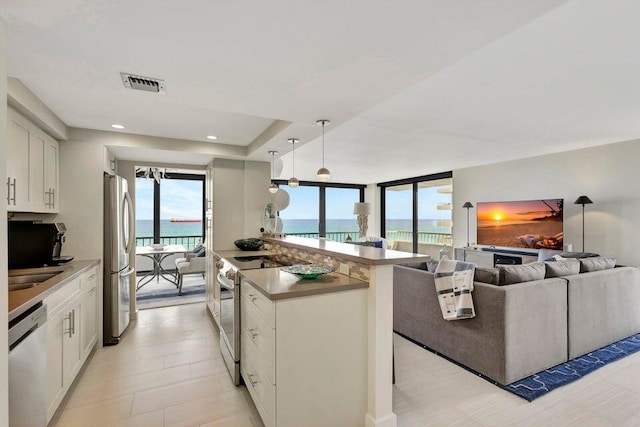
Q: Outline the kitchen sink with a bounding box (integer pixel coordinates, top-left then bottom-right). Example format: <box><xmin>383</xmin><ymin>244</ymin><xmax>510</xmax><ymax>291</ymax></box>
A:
<box><xmin>8</xmin><ymin>271</ymin><xmax>63</xmax><ymax>291</ymax></box>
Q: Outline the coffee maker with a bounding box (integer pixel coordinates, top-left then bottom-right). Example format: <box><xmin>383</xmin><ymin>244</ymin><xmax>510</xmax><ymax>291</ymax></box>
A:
<box><xmin>52</xmin><ymin>223</ymin><xmax>74</xmax><ymax>265</ymax></box>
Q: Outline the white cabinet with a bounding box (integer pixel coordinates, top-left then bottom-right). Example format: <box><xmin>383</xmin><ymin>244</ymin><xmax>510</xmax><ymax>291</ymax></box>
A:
<box><xmin>80</xmin><ymin>267</ymin><xmax>98</xmax><ymax>359</ymax></box>
<box><xmin>240</xmin><ymin>279</ymin><xmax>367</xmax><ymax>427</ymax></box>
<box><xmin>46</xmin><ymin>278</ymin><xmax>82</xmax><ymax>422</ymax></box>
<box><xmin>7</xmin><ymin>109</ymin><xmax>32</xmax><ymax>211</ymax></box>
<box><xmin>6</xmin><ymin>107</ymin><xmax>60</xmax><ymax>213</ymax></box>
<box><xmin>45</xmin><ymin>264</ymin><xmax>99</xmax><ymax>423</ymax></box>
<box><xmin>44</xmin><ymin>137</ymin><xmax>59</xmax><ymax>211</ymax></box>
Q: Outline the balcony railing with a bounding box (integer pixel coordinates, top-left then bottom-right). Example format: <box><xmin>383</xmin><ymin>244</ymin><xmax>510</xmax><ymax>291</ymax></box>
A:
<box><xmin>136</xmin><ymin>235</ymin><xmax>203</xmax><ymax>250</ymax></box>
<box><xmin>286</xmin><ymin>231</ymin><xmax>357</xmax><ymax>243</ymax></box>
<box><xmin>385</xmin><ymin>230</ymin><xmax>453</xmax><ymax>246</ymax></box>
<box><xmin>285</xmin><ymin>230</ymin><xmax>452</xmax><ymax>246</ymax></box>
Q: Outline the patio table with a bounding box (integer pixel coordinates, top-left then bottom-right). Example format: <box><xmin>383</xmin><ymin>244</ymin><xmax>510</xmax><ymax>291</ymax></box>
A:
<box><xmin>136</xmin><ymin>244</ymin><xmax>189</xmax><ymax>291</ymax></box>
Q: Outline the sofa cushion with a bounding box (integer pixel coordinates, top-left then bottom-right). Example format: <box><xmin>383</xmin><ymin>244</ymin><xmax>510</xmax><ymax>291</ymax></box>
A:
<box><xmin>545</xmin><ymin>259</ymin><xmax>580</xmax><ymax>278</ymax></box>
<box><xmin>497</xmin><ymin>262</ymin><xmax>545</xmax><ymax>285</ymax></box>
<box><xmin>426</xmin><ymin>260</ymin><xmax>439</xmax><ymax>273</ymax></box>
<box><xmin>474</xmin><ymin>267</ymin><xmax>500</xmax><ymax>285</ymax></box>
<box><xmin>579</xmin><ymin>256</ymin><xmax>616</xmax><ymax>273</ymax></box>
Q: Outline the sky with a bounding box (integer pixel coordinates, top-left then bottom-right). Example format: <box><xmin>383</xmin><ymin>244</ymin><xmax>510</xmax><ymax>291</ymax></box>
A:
<box><xmin>135</xmin><ymin>178</ymin><xmax>203</xmax><ymax>220</ymax></box>
<box><xmin>135</xmin><ymin>178</ymin><xmax>451</xmax><ymax>221</ymax></box>
<box><xmin>278</xmin><ymin>184</ymin><xmax>451</xmax><ymax>219</ymax></box>
<box><xmin>477</xmin><ymin>199</ymin><xmax>563</xmax><ymax>222</ymax></box>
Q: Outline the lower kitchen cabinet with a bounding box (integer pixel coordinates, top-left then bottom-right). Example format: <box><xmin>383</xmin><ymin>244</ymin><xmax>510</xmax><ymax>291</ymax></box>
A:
<box><xmin>240</xmin><ymin>278</ymin><xmax>367</xmax><ymax>427</ymax></box>
<box><xmin>46</xmin><ymin>285</ymin><xmax>82</xmax><ymax>421</ymax></box>
<box><xmin>45</xmin><ymin>264</ymin><xmax>99</xmax><ymax>423</ymax></box>
<box><xmin>80</xmin><ymin>268</ymin><xmax>98</xmax><ymax>359</ymax></box>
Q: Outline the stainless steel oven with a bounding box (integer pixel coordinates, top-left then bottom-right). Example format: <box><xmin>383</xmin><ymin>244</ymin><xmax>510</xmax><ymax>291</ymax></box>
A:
<box><xmin>216</xmin><ymin>254</ymin><xmax>303</xmax><ymax>385</ymax></box>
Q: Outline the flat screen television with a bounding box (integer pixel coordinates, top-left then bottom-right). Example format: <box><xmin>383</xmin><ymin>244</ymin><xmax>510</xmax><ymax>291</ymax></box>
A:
<box><xmin>476</xmin><ymin>199</ymin><xmax>564</xmax><ymax>250</ymax></box>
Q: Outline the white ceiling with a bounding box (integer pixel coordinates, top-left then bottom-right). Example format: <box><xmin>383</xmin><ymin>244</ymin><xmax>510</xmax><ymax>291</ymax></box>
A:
<box><xmin>7</xmin><ymin>1</ymin><xmax>639</xmax><ymax>184</ymax></box>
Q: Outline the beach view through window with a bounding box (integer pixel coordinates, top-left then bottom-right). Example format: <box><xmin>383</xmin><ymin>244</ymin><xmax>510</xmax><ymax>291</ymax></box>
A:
<box><xmin>135</xmin><ymin>176</ymin><xmax>204</xmax><ymax>249</ymax></box>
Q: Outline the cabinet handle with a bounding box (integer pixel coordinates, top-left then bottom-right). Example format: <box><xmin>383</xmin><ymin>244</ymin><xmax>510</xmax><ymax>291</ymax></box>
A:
<box><xmin>248</xmin><ymin>373</ymin><xmax>259</xmax><ymax>386</ymax></box>
<box><xmin>6</xmin><ymin>177</ymin><xmax>10</xmax><ymax>204</ymax></box>
<box><xmin>248</xmin><ymin>328</ymin><xmax>258</xmax><ymax>339</ymax></box>
<box><xmin>65</xmin><ymin>312</ymin><xmax>73</xmax><ymax>338</ymax></box>
<box><xmin>71</xmin><ymin>309</ymin><xmax>76</xmax><ymax>335</ymax></box>
<box><xmin>51</xmin><ymin>188</ymin><xmax>55</xmax><ymax>209</ymax></box>
<box><xmin>89</xmin><ymin>287</ymin><xmax>96</xmax><ymax>295</ymax></box>
<box><xmin>10</xmin><ymin>179</ymin><xmax>16</xmax><ymax>205</ymax></box>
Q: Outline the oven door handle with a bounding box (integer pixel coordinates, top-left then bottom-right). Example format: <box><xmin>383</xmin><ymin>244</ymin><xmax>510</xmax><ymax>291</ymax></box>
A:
<box><xmin>217</xmin><ymin>272</ymin><xmax>235</xmax><ymax>290</ymax></box>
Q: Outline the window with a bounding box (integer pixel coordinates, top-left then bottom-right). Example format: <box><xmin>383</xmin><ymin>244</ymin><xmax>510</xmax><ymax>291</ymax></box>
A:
<box><xmin>379</xmin><ymin>172</ymin><xmax>453</xmax><ymax>255</ymax></box>
<box><xmin>273</xmin><ymin>180</ymin><xmax>365</xmax><ymax>242</ymax></box>
<box><xmin>135</xmin><ymin>171</ymin><xmax>205</xmax><ymax>250</ymax></box>
<box><xmin>278</xmin><ymin>185</ymin><xmax>320</xmax><ymax>237</ymax></box>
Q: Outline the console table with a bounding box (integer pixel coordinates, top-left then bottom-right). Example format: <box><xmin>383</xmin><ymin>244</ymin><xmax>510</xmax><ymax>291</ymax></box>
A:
<box><xmin>455</xmin><ymin>247</ymin><xmax>538</xmax><ymax>268</ymax></box>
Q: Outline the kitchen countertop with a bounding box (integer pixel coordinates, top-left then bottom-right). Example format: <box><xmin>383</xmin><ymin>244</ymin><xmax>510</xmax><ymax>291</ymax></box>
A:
<box><xmin>240</xmin><ymin>268</ymin><xmax>369</xmax><ymax>301</ymax></box>
<box><xmin>262</xmin><ymin>236</ymin><xmax>432</xmax><ymax>265</ymax></box>
<box><xmin>8</xmin><ymin>259</ymin><xmax>100</xmax><ymax>321</ymax></box>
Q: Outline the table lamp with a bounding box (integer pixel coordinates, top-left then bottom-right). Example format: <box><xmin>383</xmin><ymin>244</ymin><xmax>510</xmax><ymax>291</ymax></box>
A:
<box><xmin>353</xmin><ymin>202</ymin><xmax>371</xmax><ymax>240</ymax></box>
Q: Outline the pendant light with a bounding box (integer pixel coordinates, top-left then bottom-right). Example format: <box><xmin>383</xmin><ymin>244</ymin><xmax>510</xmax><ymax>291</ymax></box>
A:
<box><xmin>288</xmin><ymin>138</ymin><xmax>300</xmax><ymax>188</ymax></box>
<box><xmin>268</xmin><ymin>150</ymin><xmax>279</xmax><ymax>194</ymax></box>
<box><xmin>316</xmin><ymin>119</ymin><xmax>331</xmax><ymax>181</ymax></box>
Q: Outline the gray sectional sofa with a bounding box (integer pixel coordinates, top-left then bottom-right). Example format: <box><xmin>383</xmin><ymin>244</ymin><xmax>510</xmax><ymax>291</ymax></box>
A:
<box><xmin>393</xmin><ymin>261</ymin><xmax>640</xmax><ymax>385</ymax></box>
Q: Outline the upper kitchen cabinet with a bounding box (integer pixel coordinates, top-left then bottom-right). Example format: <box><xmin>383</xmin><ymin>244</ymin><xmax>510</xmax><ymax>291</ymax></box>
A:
<box><xmin>7</xmin><ymin>107</ymin><xmax>60</xmax><ymax>213</ymax></box>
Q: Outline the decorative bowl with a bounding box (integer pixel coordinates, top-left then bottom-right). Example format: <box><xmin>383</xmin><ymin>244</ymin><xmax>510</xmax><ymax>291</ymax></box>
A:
<box><xmin>282</xmin><ymin>264</ymin><xmax>335</xmax><ymax>279</ymax></box>
<box><xmin>234</xmin><ymin>238</ymin><xmax>264</xmax><ymax>251</ymax></box>
<box><xmin>150</xmin><ymin>243</ymin><xmax>166</xmax><ymax>250</ymax></box>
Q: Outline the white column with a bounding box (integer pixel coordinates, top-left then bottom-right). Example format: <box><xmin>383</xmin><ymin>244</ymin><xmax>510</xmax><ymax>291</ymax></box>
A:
<box><xmin>365</xmin><ymin>264</ymin><xmax>397</xmax><ymax>427</ymax></box>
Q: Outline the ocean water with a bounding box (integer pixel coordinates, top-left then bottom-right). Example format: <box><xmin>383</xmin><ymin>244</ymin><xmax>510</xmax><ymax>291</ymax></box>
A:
<box><xmin>136</xmin><ymin>218</ymin><xmax>451</xmax><ymax>240</ymax></box>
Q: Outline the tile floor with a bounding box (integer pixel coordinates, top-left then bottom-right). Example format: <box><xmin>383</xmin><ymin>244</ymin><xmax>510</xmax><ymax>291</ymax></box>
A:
<box><xmin>51</xmin><ymin>303</ymin><xmax>262</xmax><ymax>427</ymax></box>
<box><xmin>393</xmin><ymin>334</ymin><xmax>640</xmax><ymax>426</ymax></box>
<box><xmin>53</xmin><ymin>302</ymin><xmax>640</xmax><ymax>426</ymax></box>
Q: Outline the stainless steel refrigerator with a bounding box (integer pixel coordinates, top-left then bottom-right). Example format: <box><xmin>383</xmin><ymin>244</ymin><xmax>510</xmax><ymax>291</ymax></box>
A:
<box><xmin>103</xmin><ymin>174</ymin><xmax>135</xmax><ymax>345</ymax></box>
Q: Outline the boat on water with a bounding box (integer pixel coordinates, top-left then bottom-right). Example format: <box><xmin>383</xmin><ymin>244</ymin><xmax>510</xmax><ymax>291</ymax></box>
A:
<box><xmin>170</xmin><ymin>218</ymin><xmax>201</xmax><ymax>223</ymax></box>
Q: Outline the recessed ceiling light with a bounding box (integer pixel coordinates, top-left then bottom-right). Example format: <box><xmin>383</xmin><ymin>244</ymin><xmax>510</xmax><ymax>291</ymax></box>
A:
<box><xmin>111</xmin><ymin>124</ymin><xmax>125</xmax><ymax>129</ymax></box>
<box><xmin>206</xmin><ymin>135</ymin><xmax>218</xmax><ymax>140</ymax></box>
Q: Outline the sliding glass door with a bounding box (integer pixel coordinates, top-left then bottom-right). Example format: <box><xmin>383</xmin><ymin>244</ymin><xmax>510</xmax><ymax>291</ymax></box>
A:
<box><xmin>380</xmin><ymin>172</ymin><xmax>453</xmax><ymax>255</ymax></box>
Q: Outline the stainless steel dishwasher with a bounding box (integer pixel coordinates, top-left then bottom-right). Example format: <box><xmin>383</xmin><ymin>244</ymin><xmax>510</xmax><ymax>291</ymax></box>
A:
<box><xmin>9</xmin><ymin>303</ymin><xmax>47</xmax><ymax>427</ymax></box>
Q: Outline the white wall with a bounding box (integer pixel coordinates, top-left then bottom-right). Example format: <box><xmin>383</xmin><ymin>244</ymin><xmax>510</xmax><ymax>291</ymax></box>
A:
<box><xmin>452</xmin><ymin>138</ymin><xmax>640</xmax><ymax>266</ymax></box>
<box><xmin>212</xmin><ymin>158</ymin><xmax>270</xmax><ymax>250</ymax></box>
<box><xmin>0</xmin><ymin>16</ymin><xmax>9</xmax><ymax>426</ymax></box>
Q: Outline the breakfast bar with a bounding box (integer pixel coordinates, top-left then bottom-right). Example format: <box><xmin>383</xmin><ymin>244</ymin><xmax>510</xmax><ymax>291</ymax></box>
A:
<box><xmin>261</xmin><ymin>236</ymin><xmax>431</xmax><ymax>427</ymax></box>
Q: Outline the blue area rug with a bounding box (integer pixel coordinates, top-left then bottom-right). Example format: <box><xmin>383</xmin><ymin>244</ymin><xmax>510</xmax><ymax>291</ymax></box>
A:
<box><xmin>504</xmin><ymin>333</ymin><xmax>640</xmax><ymax>401</ymax></box>
<box><xmin>136</xmin><ymin>284</ymin><xmax>205</xmax><ymax>300</ymax></box>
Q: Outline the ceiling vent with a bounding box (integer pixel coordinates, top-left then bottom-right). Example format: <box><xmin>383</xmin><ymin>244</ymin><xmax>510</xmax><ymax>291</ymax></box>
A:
<box><xmin>120</xmin><ymin>73</ymin><xmax>166</xmax><ymax>94</ymax></box>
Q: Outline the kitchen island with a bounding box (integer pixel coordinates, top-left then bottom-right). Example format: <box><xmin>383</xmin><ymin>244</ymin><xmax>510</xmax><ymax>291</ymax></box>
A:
<box><xmin>261</xmin><ymin>236</ymin><xmax>431</xmax><ymax>427</ymax></box>
<box><xmin>240</xmin><ymin>267</ymin><xmax>369</xmax><ymax>427</ymax></box>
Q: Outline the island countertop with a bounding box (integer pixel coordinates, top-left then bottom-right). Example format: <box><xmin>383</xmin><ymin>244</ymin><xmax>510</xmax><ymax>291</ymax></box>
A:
<box><xmin>262</xmin><ymin>236</ymin><xmax>431</xmax><ymax>265</ymax></box>
<box><xmin>240</xmin><ymin>267</ymin><xmax>368</xmax><ymax>301</ymax></box>
<box><xmin>9</xmin><ymin>259</ymin><xmax>100</xmax><ymax>321</ymax></box>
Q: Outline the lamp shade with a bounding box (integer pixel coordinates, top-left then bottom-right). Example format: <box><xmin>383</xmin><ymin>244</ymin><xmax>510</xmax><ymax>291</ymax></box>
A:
<box><xmin>574</xmin><ymin>195</ymin><xmax>593</xmax><ymax>205</ymax></box>
<box><xmin>353</xmin><ymin>202</ymin><xmax>371</xmax><ymax>215</ymax></box>
<box><xmin>462</xmin><ymin>202</ymin><xmax>474</xmax><ymax>208</ymax></box>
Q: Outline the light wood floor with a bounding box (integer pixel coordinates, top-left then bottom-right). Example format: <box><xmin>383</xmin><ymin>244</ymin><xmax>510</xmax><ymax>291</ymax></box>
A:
<box><xmin>53</xmin><ymin>303</ymin><xmax>640</xmax><ymax>426</ymax></box>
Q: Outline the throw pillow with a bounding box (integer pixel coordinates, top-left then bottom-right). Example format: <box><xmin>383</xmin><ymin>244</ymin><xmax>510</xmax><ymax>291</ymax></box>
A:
<box><xmin>426</xmin><ymin>260</ymin><xmax>439</xmax><ymax>273</ymax></box>
<box><xmin>559</xmin><ymin>251</ymin><xmax>599</xmax><ymax>259</ymax></box>
<box><xmin>474</xmin><ymin>267</ymin><xmax>500</xmax><ymax>285</ymax></box>
<box><xmin>194</xmin><ymin>246</ymin><xmax>206</xmax><ymax>257</ymax></box>
<box><xmin>497</xmin><ymin>262</ymin><xmax>546</xmax><ymax>285</ymax></box>
<box><xmin>538</xmin><ymin>249</ymin><xmax>562</xmax><ymax>262</ymax></box>
<box><xmin>579</xmin><ymin>256</ymin><xmax>616</xmax><ymax>273</ymax></box>
<box><xmin>545</xmin><ymin>258</ymin><xmax>580</xmax><ymax>278</ymax></box>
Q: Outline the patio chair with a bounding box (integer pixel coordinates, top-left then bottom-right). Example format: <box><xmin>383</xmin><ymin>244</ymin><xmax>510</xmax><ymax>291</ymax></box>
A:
<box><xmin>175</xmin><ymin>252</ymin><xmax>205</xmax><ymax>295</ymax></box>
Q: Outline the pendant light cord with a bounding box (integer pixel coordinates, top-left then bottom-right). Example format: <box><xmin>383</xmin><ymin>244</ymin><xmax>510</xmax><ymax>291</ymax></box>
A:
<box><xmin>321</xmin><ymin>122</ymin><xmax>325</xmax><ymax>168</ymax></box>
<box><xmin>292</xmin><ymin>140</ymin><xmax>295</xmax><ymax>176</ymax></box>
